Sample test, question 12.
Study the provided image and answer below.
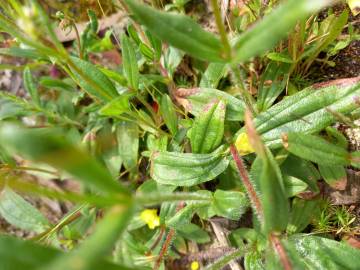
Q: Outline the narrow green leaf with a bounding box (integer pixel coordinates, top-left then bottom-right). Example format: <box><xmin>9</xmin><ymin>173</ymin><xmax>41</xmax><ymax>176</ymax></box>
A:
<box><xmin>120</xmin><ymin>34</ymin><xmax>139</xmax><ymax>90</ymax></box>
<box><xmin>23</xmin><ymin>67</ymin><xmax>41</xmax><ymax>106</ymax></box>
<box><xmin>69</xmin><ymin>56</ymin><xmax>119</xmax><ymax>102</ymax></box>
<box><xmin>236</xmin><ymin>77</ymin><xmax>360</xmax><ymax>147</ymax></box>
<box><xmin>280</xmin><ymin>154</ymin><xmax>320</xmax><ymax>192</ymax></box>
<box><xmin>304</xmin><ymin>10</ymin><xmax>348</xmax><ymax>69</ymax></box>
<box><xmin>257</xmin><ymin>62</ymin><xmax>289</xmax><ymax>112</ymax></box>
<box><xmin>287</xmin><ymin>198</ymin><xmax>320</xmax><ymax>234</ymax></box>
<box><xmin>117</xmin><ymin>121</ymin><xmax>139</xmax><ymax>173</ymax></box>
<box><xmin>244</xmin><ymin>251</ymin><xmax>265</xmax><ymax>270</ymax></box>
<box><xmin>99</xmin><ymin>94</ymin><xmax>133</xmax><ymax>116</ymax></box>
<box><xmin>266</xmin><ymin>52</ymin><xmax>294</xmax><ymax>63</ymax></box>
<box><xmin>145</xmin><ymin>30</ymin><xmax>162</xmax><ymax>61</ymax></box>
<box><xmin>166</xmin><ymin>205</ymin><xmax>195</xmax><ymax>228</ymax></box>
<box><xmin>44</xmin><ymin>205</ymin><xmax>135</xmax><ymax>270</ymax></box>
<box><xmin>232</xmin><ymin>0</ymin><xmax>329</xmax><ymax>63</ymax></box>
<box><xmin>255</xmin><ymin>149</ymin><xmax>289</xmax><ymax>234</ymax></box>
<box><xmin>160</xmin><ymin>94</ymin><xmax>178</xmax><ymax>135</ymax></box>
<box><xmin>124</xmin><ymin>0</ymin><xmax>224</xmax><ymax>62</ymax></box>
<box><xmin>0</xmin><ymin>186</ymin><xmax>50</xmax><ymax>233</ymax></box>
<box><xmin>0</xmin><ymin>124</ymin><xmax>128</xmax><ymax>195</ymax></box>
<box><xmin>283</xmin><ymin>175</ymin><xmax>308</xmax><ymax>197</ymax></box>
<box><xmin>318</xmin><ymin>164</ymin><xmax>347</xmax><ymax>190</ymax></box>
<box><xmin>177</xmin><ymin>223</ymin><xmax>211</xmax><ymax>244</ymax></box>
<box><xmin>283</xmin><ymin>133</ymin><xmax>350</xmax><ymax>166</ymax></box>
<box><xmin>0</xmin><ymin>235</ymin><xmax>134</xmax><ymax>270</ymax></box>
<box><xmin>0</xmin><ymin>47</ymin><xmax>43</xmax><ymax>59</ymax></box>
<box><xmin>175</xmin><ymin>87</ymin><xmax>245</xmax><ymax>121</ymax></box>
<box><xmin>200</xmin><ymin>63</ymin><xmax>227</xmax><ymax>89</ymax></box>
<box><xmin>205</xmin><ymin>248</ymin><xmax>246</xmax><ymax>270</ymax></box>
<box><xmin>151</xmin><ymin>146</ymin><xmax>229</xmax><ymax>186</ymax></box>
<box><xmin>212</xmin><ymin>190</ymin><xmax>248</xmax><ymax>220</ymax></box>
<box><xmin>188</xmin><ymin>100</ymin><xmax>225</xmax><ymax>153</ymax></box>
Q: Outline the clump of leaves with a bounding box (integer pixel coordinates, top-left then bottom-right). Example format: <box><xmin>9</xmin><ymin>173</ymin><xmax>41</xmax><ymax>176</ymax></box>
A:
<box><xmin>0</xmin><ymin>0</ymin><xmax>359</xmax><ymax>270</ymax></box>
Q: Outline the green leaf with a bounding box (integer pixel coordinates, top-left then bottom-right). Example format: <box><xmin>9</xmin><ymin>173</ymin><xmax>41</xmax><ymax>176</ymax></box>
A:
<box><xmin>280</xmin><ymin>154</ymin><xmax>319</xmax><ymax>192</ymax></box>
<box><xmin>175</xmin><ymin>87</ymin><xmax>245</xmax><ymax>121</ymax></box>
<box><xmin>0</xmin><ymin>47</ymin><xmax>43</xmax><ymax>59</ymax></box>
<box><xmin>0</xmin><ymin>123</ymin><xmax>128</xmax><ymax>195</ymax></box>
<box><xmin>266</xmin><ymin>52</ymin><xmax>294</xmax><ymax>63</ymax></box>
<box><xmin>257</xmin><ymin>62</ymin><xmax>289</xmax><ymax>112</ymax></box>
<box><xmin>69</xmin><ymin>56</ymin><xmax>119</xmax><ymax>102</ymax></box>
<box><xmin>255</xmin><ymin>149</ymin><xmax>289</xmax><ymax>234</ymax></box>
<box><xmin>0</xmin><ymin>235</ymin><xmax>134</xmax><ymax>270</ymax></box>
<box><xmin>124</xmin><ymin>0</ymin><xmax>224</xmax><ymax>62</ymax></box>
<box><xmin>200</xmin><ymin>63</ymin><xmax>227</xmax><ymax>89</ymax></box>
<box><xmin>283</xmin><ymin>175</ymin><xmax>308</xmax><ymax>197</ymax></box>
<box><xmin>145</xmin><ymin>30</ymin><xmax>162</xmax><ymax>61</ymax></box>
<box><xmin>284</xmin><ymin>235</ymin><xmax>360</xmax><ymax>270</ymax></box>
<box><xmin>304</xmin><ymin>11</ymin><xmax>348</xmax><ymax>69</ymax></box>
<box><xmin>44</xmin><ymin>206</ymin><xmax>135</xmax><ymax>270</ymax></box>
<box><xmin>0</xmin><ymin>186</ymin><xmax>50</xmax><ymax>233</ymax></box>
<box><xmin>232</xmin><ymin>0</ymin><xmax>328</xmax><ymax>63</ymax></box>
<box><xmin>166</xmin><ymin>205</ymin><xmax>195</xmax><ymax>228</ymax></box>
<box><xmin>160</xmin><ymin>94</ymin><xmax>178</xmax><ymax>135</ymax></box>
<box><xmin>188</xmin><ymin>100</ymin><xmax>225</xmax><ymax>153</ymax></box>
<box><xmin>120</xmin><ymin>34</ymin><xmax>139</xmax><ymax>90</ymax></box>
<box><xmin>23</xmin><ymin>67</ymin><xmax>41</xmax><ymax>106</ymax></box>
<box><xmin>318</xmin><ymin>164</ymin><xmax>347</xmax><ymax>190</ymax></box>
<box><xmin>237</xmin><ymin>77</ymin><xmax>360</xmax><ymax>147</ymax></box>
<box><xmin>283</xmin><ymin>133</ymin><xmax>350</xmax><ymax>166</ymax></box>
<box><xmin>39</xmin><ymin>77</ymin><xmax>75</xmax><ymax>92</ymax></box>
<box><xmin>287</xmin><ymin>198</ymin><xmax>320</xmax><ymax>234</ymax></box>
<box><xmin>151</xmin><ymin>146</ymin><xmax>229</xmax><ymax>186</ymax></box>
<box><xmin>204</xmin><ymin>248</ymin><xmax>246</xmax><ymax>270</ymax></box>
<box><xmin>212</xmin><ymin>190</ymin><xmax>248</xmax><ymax>220</ymax></box>
<box><xmin>244</xmin><ymin>251</ymin><xmax>265</xmax><ymax>270</ymax></box>
<box><xmin>177</xmin><ymin>223</ymin><xmax>211</xmax><ymax>244</ymax></box>
<box><xmin>117</xmin><ymin>121</ymin><xmax>139</xmax><ymax>173</ymax></box>
<box><xmin>99</xmin><ymin>94</ymin><xmax>133</xmax><ymax>116</ymax></box>
<box><xmin>163</xmin><ymin>46</ymin><xmax>184</xmax><ymax>77</ymax></box>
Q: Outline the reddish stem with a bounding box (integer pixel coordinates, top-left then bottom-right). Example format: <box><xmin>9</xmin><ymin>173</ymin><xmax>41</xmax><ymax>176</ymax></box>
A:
<box><xmin>153</xmin><ymin>202</ymin><xmax>185</xmax><ymax>270</ymax></box>
<box><xmin>270</xmin><ymin>233</ymin><xmax>293</xmax><ymax>270</ymax></box>
<box><xmin>229</xmin><ymin>144</ymin><xmax>263</xmax><ymax>221</ymax></box>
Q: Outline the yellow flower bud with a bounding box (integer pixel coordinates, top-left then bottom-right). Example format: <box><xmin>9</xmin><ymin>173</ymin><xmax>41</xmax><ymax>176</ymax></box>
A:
<box><xmin>140</xmin><ymin>209</ymin><xmax>160</xmax><ymax>229</ymax></box>
<box><xmin>190</xmin><ymin>261</ymin><xmax>200</xmax><ymax>270</ymax></box>
<box><xmin>235</xmin><ymin>132</ymin><xmax>254</xmax><ymax>156</ymax></box>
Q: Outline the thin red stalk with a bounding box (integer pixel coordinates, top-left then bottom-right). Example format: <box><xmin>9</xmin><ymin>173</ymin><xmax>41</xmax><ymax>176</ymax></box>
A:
<box><xmin>270</xmin><ymin>233</ymin><xmax>292</xmax><ymax>270</ymax></box>
<box><xmin>153</xmin><ymin>202</ymin><xmax>185</xmax><ymax>270</ymax></box>
<box><xmin>229</xmin><ymin>144</ymin><xmax>263</xmax><ymax>221</ymax></box>
<box><xmin>149</xmin><ymin>227</ymin><xmax>165</xmax><ymax>251</ymax></box>
<box><xmin>153</xmin><ymin>228</ymin><xmax>175</xmax><ymax>270</ymax></box>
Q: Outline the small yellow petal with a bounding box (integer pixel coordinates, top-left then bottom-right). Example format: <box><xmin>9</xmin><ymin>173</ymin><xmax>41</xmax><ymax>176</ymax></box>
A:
<box><xmin>235</xmin><ymin>132</ymin><xmax>254</xmax><ymax>155</ymax></box>
<box><xmin>140</xmin><ymin>209</ymin><xmax>160</xmax><ymax>230</ymax></box>
<box><xmin>191</xmin><ymin>261</ymin><xmax>200</xmax><ymax>270</ymax></box>
<box><xmin>348</xmin><ymin>0</ymin><xmax>360</xmax><ymax>16</ymax></box>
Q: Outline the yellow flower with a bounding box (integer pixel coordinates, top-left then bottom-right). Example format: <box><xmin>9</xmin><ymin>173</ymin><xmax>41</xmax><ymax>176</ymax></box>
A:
<box><xmin>347</xmin><ymin>0</ymin><xmax>360</xmax><ymax>16</ymax></box>
<box><xmin>140</xmin><ymin>209</ymin><xmax>160</xmax><ymax>229</ymax></box>
<box><xmin>190</xmin><ymin>261</ymin><xmax>200</xmax><ymax>270</ymax></box>
<box><xmin>235</xmin><ymin>132</ymin><xmax>254</xmax><ymax>156</ymax></box>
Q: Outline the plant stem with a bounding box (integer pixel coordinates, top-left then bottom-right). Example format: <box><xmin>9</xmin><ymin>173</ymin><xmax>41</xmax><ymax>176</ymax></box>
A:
<box><xmin>229</xmin><ymin>144</ymin><xmax>263</xmax><ymax>221</ymax></box>
<box><xmin>230</xmin><ymin>64</ymin><xmax>257</xmax><ymax>115</ymax></box>
<box><xmin>270</xmin><ymin>233</ymin><xmax>293</xmax><ymax>270</ymax></box>
<box><xmin>153</xmin><ymin>202</ymin><xmax>185</xmax><ymax>270</ymax></box>
<box><xmin>210</xmin><ymin>0</ymin><xmax>231</xmax><ymax>60</ymax></box>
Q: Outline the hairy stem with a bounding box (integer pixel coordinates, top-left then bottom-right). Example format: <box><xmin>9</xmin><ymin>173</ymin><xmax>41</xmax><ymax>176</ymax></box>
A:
<box><xmin>270</xmin><ymin>233</ymin><xmax>293</xmax><ymax>270</ymax></box>
<box><xmin>229</xmin><ymin>144</ymin><xmax>263</xmax><ymax>221</ymax></box>
<box><xmin>153</xmin><ymin>202</ymin><xmax>185</xmax><ymax>270</ymax></box>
